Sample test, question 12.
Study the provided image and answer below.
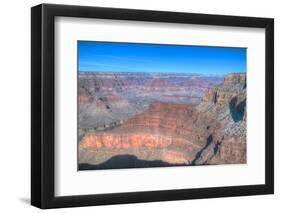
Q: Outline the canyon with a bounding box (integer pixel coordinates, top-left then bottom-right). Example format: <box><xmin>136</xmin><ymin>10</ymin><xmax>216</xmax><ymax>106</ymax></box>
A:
<box><xmin>78</xmin><ymin>72</ymin><xmax>246</xmax><ymax>170</ymax></box>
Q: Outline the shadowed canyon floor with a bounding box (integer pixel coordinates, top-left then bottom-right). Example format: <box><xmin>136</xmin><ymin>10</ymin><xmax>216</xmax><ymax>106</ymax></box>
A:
<box><xmin>79</xmin><ymin>155</ymin><xmax>186</xmax><ymax>170</ymax></box>
<box><xmin>78</xmin><ymin>72</ymin><xmax>246</xmax><ymax>170</ymax></box>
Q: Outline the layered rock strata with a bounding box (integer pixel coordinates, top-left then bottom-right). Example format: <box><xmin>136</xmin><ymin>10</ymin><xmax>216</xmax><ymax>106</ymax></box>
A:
<box><xmin>79</xmin><ymin>73</ymin><xmax>246</xmax><ymax>168</ymax></box>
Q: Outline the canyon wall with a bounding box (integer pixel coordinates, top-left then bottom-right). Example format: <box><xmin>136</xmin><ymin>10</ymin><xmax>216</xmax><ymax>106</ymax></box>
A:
<box><xmin>79</xmin><ymin>73</ymin><xmax>246</xmax><ymax>168</ymax></box>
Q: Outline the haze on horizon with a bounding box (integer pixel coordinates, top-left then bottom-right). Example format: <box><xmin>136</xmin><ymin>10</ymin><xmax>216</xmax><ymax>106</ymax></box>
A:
<box><xmin>78</xmin><ymin>41</ymin><xmax>246</xmax><ymax>75</ymax></box>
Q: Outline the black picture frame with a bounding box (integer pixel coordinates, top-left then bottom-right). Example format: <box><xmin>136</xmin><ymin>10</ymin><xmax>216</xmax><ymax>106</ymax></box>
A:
<box><xmin>31</xmin><ymin>3</ymin><xmax>274</xmax><ymax>209</ymax></box>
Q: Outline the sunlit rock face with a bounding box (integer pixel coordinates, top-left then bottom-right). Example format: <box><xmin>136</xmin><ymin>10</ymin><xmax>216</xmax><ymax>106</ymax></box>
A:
<box><xmin>80</xmin><ymin>133</ymin><xmax>174</xmax><ymax>149</ymax></box>
<box><xmin>78</xmin><ymin>73</ymin><xmax>246</xmax><ymax>169</ymax></box>
<box><xmin>79</xmin><ymin>101</ymin><xmax>200</xmax><ymax>165</ymax></box>
<box><xmin>194</xmin><ymin>73</ymin><xmax>246</xmax><ymax>164</ymax></box>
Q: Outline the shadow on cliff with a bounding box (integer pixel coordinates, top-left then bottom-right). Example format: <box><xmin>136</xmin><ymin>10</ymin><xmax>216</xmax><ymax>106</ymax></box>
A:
<box><xmin>229</xmin><ymin>97</ymin><xmax>246</xmax><ymax>122</ymax></box>
<box><xmin>79</xmin><ymin>155</ymin><xmax>185</xmax><ymax>170</ymax></box>
<box><xmin>191</xmin><ymin>134</ymin><xmax>213</xmax><ymax>165</ymax></box>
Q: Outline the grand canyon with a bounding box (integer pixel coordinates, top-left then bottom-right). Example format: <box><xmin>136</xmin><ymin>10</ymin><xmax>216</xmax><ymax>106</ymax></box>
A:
<box><xmin>78</xmin><ymin>72</ymin><xmax>246</xmax><ymax>170</ymax></box>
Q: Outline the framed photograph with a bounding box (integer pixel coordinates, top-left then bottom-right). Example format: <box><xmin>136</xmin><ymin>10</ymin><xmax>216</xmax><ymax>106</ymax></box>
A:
<box><xmin>31</xmin><ymin>4</ymin><xmax>274</xmax><ymax>209</ymax></box>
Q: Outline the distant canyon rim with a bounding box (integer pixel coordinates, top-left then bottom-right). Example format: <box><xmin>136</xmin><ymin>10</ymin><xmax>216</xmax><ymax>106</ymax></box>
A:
<box><xmin>78</xmin><ymin>72</ymin><xmax>246</xmax><ymax>170</ymax></box>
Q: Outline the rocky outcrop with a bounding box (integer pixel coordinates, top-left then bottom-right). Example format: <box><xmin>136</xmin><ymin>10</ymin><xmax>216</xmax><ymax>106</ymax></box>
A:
<box><xmin>224</xmin><ymin>73</ymin><xmax>246</xmax><ymax>86</ymax></box>
<box><xmin>194</xmin><ymin>73</ymin><xmax>247</xmax><ymax>164</ymax></box>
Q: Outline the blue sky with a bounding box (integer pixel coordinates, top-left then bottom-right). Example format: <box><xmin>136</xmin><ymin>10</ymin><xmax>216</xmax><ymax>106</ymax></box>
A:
<box><xmin>78</xmin><ymin>41</ymin><xmax>246</xmax><ymax>75</ymax></box>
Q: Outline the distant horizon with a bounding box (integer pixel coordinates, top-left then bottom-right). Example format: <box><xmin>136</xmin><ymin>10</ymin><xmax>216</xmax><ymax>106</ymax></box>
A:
<box><xmin>78</xmin><ymin>70</ymin><xmax>246</xmax><ymax>77</ymax></box>
<box><xmin>78</xmin><ymin>41</ymin><xmax>247</xmax><ymax>75</ymax></box>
